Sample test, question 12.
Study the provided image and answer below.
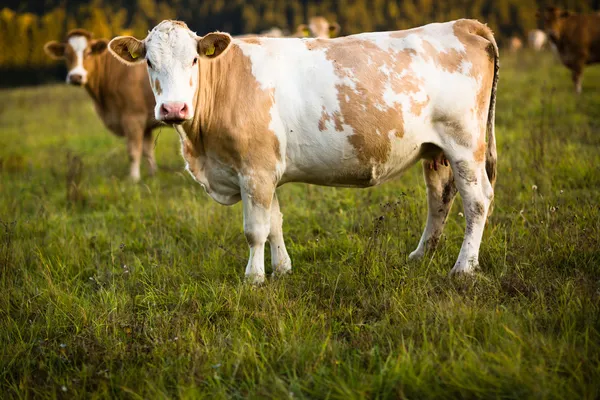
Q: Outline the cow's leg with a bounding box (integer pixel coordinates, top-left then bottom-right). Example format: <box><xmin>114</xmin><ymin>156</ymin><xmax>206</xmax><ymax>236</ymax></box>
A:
<box><xmin>409</xmin><ymin>161</ymin><xmax>457</xmax><ymax>260</ymax></box>
<box><xmin>448</xmin><ymin>155</ymin><xmax>494</xmax><ymax>275</ymax></box>
<box><xmin>268</xmin><ymin>192</ymin><xmax>292</xmax><ymax>276</ymax></box>
<box><xmin>143</xmin><ymin>129</ymin><xmax>157</xmax><ymax>176</ymax></box>
<box><xmin>241</xmin><ymin>178</ymin><xmax>275</xmax><ymax>284</ymax></box>
<box><xmin>124</xmin><ymin>122</ymin><xmax>144</xmax><ymax>182</ymax></box>
<box><xmin>571</xmin><ymin>66</ymin><xmax>583</xmax><ymax>94</ymax></box>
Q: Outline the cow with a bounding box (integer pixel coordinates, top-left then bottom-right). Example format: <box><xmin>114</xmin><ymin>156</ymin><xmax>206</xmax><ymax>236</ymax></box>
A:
<box><xmin>108</xmin><ymin>19</ymin><xmax>499</xmax><ymax>283</ymax></box>
<box><xmin>537</xmin><ymin>7</ymin><xmax>600</xmax><ymax>94</ymax></box>
<box><xmin>509</xmin><ymin>36</ymin><xmax>523</xmax><ymax>53</ymax></box>
<box><xmin>528</xmin><ymin>29</ymin><xmax>547</xmax><ymax>51</ymax></box>
<box><xmin>295</xmin><ymin>16</ymin><xmax>341</xmax><ymax>38</ymax></box>
<box><xmin>44</xmin><ymin>29</ymin><xmax>160</xmax><ymax>181</ymax></box>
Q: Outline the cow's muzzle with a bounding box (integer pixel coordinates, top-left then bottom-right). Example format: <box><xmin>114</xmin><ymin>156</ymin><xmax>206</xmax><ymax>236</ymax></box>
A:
<box><xmin>67</xmin><ymin>74</ymin><xmax>84</xmax><ymax>86</ymax></box>
<box><xmin>159</xmin><ymin>102</ymin><xmax>191</xmax><ymax>124</ymax></box>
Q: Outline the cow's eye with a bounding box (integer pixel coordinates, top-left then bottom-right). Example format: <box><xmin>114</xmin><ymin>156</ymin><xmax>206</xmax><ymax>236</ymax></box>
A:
<box><xmin>192</xmin><ymin>57</ymin><xmax>198</xmax><ymax>66</ymax></box>
<box><xmin>147</xmin><ymin>59</ymin><xmax>153</xmax><ymax>69</ymax></box>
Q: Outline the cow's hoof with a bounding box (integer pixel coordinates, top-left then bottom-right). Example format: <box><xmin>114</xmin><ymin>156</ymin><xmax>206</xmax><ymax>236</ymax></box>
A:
<box><xmin>273</xmin><ymin>258</ymin><xmax>292</xmax><ymax>277</ymax></box>
<box><xmin>408</xmin><ymin>249</ymin><xmax>424</xmax><ymax>261</ymax></box>
<box><xmin>449</xmin><ymin>259</ymin><xmax>479</xmax><ymax>276</ymax></box>
<box><xmin>129</xmin><ymin>175</ymin><xmax>141</xmax><ymax>183</ymax></box>
<box><xmin>245</xmin><ymin>273</ymin><xmax>266</xmax><ymax>285</ymax></box>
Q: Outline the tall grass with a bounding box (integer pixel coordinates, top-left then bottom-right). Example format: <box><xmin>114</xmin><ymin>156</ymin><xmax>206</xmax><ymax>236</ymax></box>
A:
<box><xmin>0</xmin><ymin>51</ymin><xmax>599</xmax><ymax>398</ymax></box>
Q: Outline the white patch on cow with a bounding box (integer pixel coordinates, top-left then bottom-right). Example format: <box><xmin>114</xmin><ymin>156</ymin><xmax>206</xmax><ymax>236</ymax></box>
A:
<box><xmin>144</xmin><ymin>21</ymin><xmax>199</xmax><ymax>120</ymax></box>
<box><xmin>237</xmin><ymin>38</ymin><xmax>362</xmax><ymax>184</ymax></box>
<box><xmin>67</xmin><ymin>36</ymin><xmax>88</xmax><ymax>83</ymax></box>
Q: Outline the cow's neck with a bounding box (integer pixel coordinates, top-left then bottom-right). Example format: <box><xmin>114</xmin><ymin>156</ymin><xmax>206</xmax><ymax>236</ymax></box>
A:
<box><xmin>83</xmin><ymin>53</ymin><xmax>108</xmax><ymax>110</ymax></box>
<box><xmin>183</xmin><ymin>54</ymin><xmax>232</xmax><ymax>159</ymax></box>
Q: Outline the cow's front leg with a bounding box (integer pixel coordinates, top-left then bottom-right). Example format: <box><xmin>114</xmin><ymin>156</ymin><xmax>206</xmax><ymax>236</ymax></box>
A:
<box><xmin>241</xmin><ymin>178</ymin><xmax>275</xmax><ymax>284</ymax></box>
<box><xmin>269</xmin><ymin>192</ymin><xmax>292</xmax><ymax>276</ymax></box>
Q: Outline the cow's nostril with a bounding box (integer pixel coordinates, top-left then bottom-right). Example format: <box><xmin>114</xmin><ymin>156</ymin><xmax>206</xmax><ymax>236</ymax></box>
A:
<box><xmin>181</xmin><ymin>104</ymin><xmax>188</xmax><ymax>115</ymax></box>
<box><xmin>160</xmin><ymin>104</ymin><xmax>169</xmax><ymax>116</ymax></box>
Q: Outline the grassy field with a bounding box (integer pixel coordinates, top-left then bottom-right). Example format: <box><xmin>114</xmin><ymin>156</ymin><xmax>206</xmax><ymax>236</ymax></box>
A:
<box><xmin>1</xmin><ymin>51</ymin><xmax>599</xmax><ymax>399</ymax></box>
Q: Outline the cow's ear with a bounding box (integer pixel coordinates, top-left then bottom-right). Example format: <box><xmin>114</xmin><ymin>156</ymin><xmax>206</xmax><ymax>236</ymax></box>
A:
<box><xmin>91</xmin><ymin>39</ymin><xmax>108</xmax><ymax>55</ymax></box>
<box><xmin>44</xmin><ymin>41</ymin><xmax>66</xmax><ymax>60</ymax></box>
<box><xmin>328</xmin><ymin>22</ymin><xmax>341</xmax><ymax>38</ymax></box>
<box><xmin>298</xmin><ymin>24</ymin><xmax>310</xmax><ymax>37</ymax></box>
<box><xmin>198</xmin><ymin>32</ymin><xmax>232</xmax><ymax>59</ymax></box>
<box><xmin>108</xmin><ymin>36</ymin><xmax>146</xmax><ymax>65</ymax></box>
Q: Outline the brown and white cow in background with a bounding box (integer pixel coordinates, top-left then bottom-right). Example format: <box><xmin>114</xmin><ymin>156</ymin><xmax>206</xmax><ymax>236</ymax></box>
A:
<box><xmin>295</xmin><ymin>16</ymin><xmax>341</xmax><ymax>38</ymax></box>
<box><xmin>528</xmin><ymin>29</ymin><xmax>547</xmax><ymax>51</ymax></box>
<box><xmin>509</xmin><ymin>36</ymin><xmax>523</xmax><ymax>53</ymax></box>
<box><xmin>109</xmin><ymin>19</ymin><xmax>499</xmax><ymax>283</ymax></box>
<box><xmin>44</xmin><ymin>29</ymin><xmax>160</xmax><ymax>181</ymax></box>
<box><xmin>537</xmin><ymin>7</ymin><xmax>600</xmax><ymax>94</ymax></box>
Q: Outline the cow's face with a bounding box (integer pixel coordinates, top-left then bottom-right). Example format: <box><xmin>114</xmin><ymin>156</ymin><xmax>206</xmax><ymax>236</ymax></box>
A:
<box><xmin>537</xmin><ymin>7</ymin><xmax>571</xmax><ymax>41</ymax></box>
<box><xmin>308</xmin><ymin>16</ymin><xmax>341</xmax><ymax>39</ymax></box>
<box><xmin>108</xmin><ymin>21</ymin><xmax>231</xmax><ymax>124</ymax></box>
<box><xmin>44</xmin><ymin>30</ymin><xmax>108</xmax><ymax>86</ymax></box>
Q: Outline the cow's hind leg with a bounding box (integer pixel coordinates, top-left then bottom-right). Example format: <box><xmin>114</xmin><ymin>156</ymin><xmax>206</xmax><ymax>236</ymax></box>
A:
<box><xmin>143</xmin><ymin>128</ymin><xmax>157</xmax><ymax>176</ymax></box>
<box><xmin>409</xmin><ymin>160</ymin><xmax>457</xmax><ymax>260</ymax></box>
<box><xmin>268</xmin><ymin>192</ymin><xmax>292</xmax><ymax>276</ymax></box>
<box><xmin>447</xmin><ymin>154</ymin><xmax>494</xmax><ymax>275</ymax></box>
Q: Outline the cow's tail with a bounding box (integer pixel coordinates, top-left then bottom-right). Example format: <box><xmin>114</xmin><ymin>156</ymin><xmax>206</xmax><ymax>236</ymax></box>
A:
<box><xmin>476</xmin><ymin>24</ymin><xmax>499</xmax><ymax>216</ymax></box>
<box><xmin>480</xmin><ymin>26</ymin><xmax>499</xmax><ymax>191</ymax></box>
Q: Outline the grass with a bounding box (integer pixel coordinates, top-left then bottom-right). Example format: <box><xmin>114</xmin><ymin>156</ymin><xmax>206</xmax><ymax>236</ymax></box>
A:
<box><xmin>0</xmin><ymin>50</ymin><xmax>599</xmax><ymax>399</ymax></box>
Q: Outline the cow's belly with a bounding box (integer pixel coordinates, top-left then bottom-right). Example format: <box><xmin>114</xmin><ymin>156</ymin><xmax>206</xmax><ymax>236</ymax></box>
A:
<box><xmin>280</xmin><ymin>126</ymin><xmax>430</xmax><ymax>188</ymax></box>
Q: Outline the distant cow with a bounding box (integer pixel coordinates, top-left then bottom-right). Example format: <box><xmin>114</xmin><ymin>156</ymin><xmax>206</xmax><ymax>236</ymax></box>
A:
<box><xmin>538</xmin><ymin>7</ymin><xmax>600</xmax><ymax>94</ymax></box>
<box><xmin>44</xmin><ymin>29</ymin><xmax>159</xmax><ymax>181</ymax></box>
<box><xmin>109</xmin><ymin>19</ymin><xmax>499</xmax><ymax>282</ymax></box>
<box><xmin>295</xmin><ymin>16</ymin><xmax>341</xmax><ymax>38</ymax></box>
<box><xmin>509</xmin><ymin>36</ymin><xmax>523</xmax><ymax>52</ymax></box>
<box><xmin>528</xmin><ymin>29</ymin><xmax>547</xmax><ymax>50</ymax></box>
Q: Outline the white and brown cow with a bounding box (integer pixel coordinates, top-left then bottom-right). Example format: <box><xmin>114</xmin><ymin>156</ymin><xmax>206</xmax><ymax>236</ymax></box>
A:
<box><xmin>109</xmin><ymin>19</ymin><xmax>499</xmax><ymax>282</ymax></box>
<box><xmin>44</xmin><ymin>29</ymin><xmax>160</xmax><ymax>181</ymax></box>
<box><xmin>295</xmin><ymin>16</ymin><xmax>341</xmax><ymax>38</ymax></box>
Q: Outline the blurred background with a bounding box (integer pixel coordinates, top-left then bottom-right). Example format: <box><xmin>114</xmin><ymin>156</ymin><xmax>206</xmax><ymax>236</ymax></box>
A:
<box><xmin>1</xmin><ymin>0</ymin><xmax>599</xmax><ymax>87</ymax></box>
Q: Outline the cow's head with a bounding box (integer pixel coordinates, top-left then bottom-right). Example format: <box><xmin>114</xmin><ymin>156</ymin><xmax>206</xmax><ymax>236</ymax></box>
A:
<box><xmin>108</xmin><ymin>20</ymin><xmax>231</xmax><ymax>124</ymax></box>
<box><xmin>537</xmin><ymin>7</ymin><xmax>572</xmax><ymax>42</ymax></box>
<box><xmin>308</xmin><ymin>16</ymin><xmax>341</xmax><ymax>38</ymax></box>
<box><xmin>296</xmin><ymin>16</ymin><xmax>340</xmax><ymax>38</ymax></box>
<box><xmin>43</xmin><ymin>29</ymin><xmax>108</xmax><ymax>86</ymax></box>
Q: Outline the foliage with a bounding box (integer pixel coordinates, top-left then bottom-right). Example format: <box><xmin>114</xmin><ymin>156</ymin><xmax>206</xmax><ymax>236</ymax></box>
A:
<box><xmin>0</xmin><ymin>50</ymin><xmax>599</xmax><ymax>398</ymax></box>
<box><xmin>1</xmin><ymin>0</ymin><xmax>600</xmax><ymax>68</ymax></box>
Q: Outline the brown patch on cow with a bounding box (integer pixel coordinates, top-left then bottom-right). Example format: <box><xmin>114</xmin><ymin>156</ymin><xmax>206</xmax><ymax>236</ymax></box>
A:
<box><xmin>189</xmin><ymin>76</ymin><xmax>193</xmax><ymax>87</ymax></box>
<box><xmin>241</xmin><ymin>37</ymin><xmax>261</xmax><ymax>45</ymax></box>
<box><xmin>154</xmin><ymin>78</ymin><xmax>162</xmax><ymax>95</ymax></box>
<box><xmin>305</xmin><ymin>38</ymin><xmax>429</xmax><ymax>168</ymax></box>
<box><xmin>318</xmin><ymin>106</ymin><xmax>343</xmax><ymax>132</ymax></box>
<box><xmin>170</xmin><ymin>20</ymin><xmax>189</xmax><ymax>29</ymax></box>
<box><xmin>411</xmin><ymin>95</ymin><xmax>430</xmax><ymax>116</ymax></box>
<box><xmin>474</xmin><ymin>133</ymin><xmax>486</xmax><ymax>163</ymax></box>
<box><xmin>185</xmin><ymin>44</ymin><xmax>281</xmax><ymax>208</ymax></box>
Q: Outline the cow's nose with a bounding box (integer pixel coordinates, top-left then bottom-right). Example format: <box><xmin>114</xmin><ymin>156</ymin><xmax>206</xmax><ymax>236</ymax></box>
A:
<box><xmin>160</xmin><ymin>102</ymin><xmax>189</xmax><ymax>122</ymax></box>
<box><xmin>69</xmin><ymin>74</ymin><xmax>83</xmax><ymax>85</ymax></box>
